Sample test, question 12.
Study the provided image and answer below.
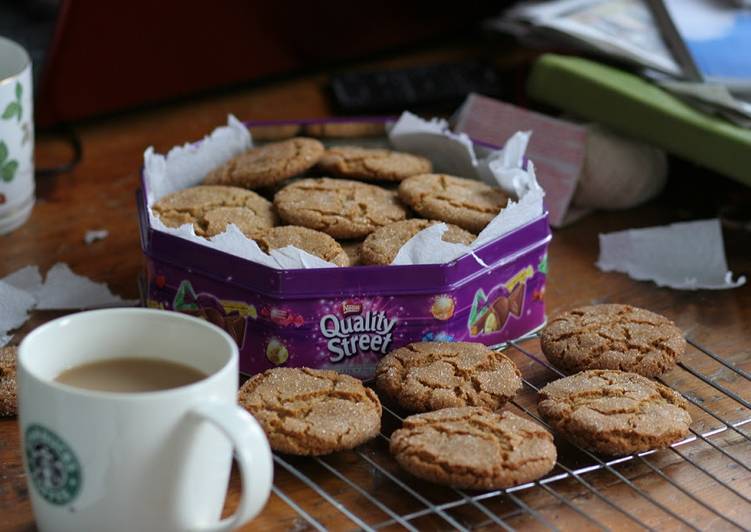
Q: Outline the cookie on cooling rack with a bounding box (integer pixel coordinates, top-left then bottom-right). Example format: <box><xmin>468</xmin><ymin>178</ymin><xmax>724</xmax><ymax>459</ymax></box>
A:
<box><xmin>375</xmin><ymin>341</ymin><xmax>521</xmax><ymax>413</ymax></box>
<box><xmin>390</xmin><ymin>407</ymin><xmax>556</xmax><ymax>490</ymax></box>
<box><xmin>540</xmin><ymin>304</ymin><xmax>686</xmax><ymax>377</ymax></box>
<box><xmin>538</xmin><ymin>369</ymin><xmax>692</xmax><ymax>456</ymax></box>
<box><xmin>238</xmin><ymin>367</ymin><xmax>381</xmax><ymax>455</ymax></box>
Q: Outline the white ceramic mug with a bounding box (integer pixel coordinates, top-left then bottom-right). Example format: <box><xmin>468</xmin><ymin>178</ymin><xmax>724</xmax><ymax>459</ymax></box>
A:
<box><xmin>0</xmin><ymin>36</ymin><xmax>34</xmax><ymax>234</ymax></box>
<box><xmin>18</xmin><ymin>308</ymin><xmax>273</xmax><ymax>532</ymax></box>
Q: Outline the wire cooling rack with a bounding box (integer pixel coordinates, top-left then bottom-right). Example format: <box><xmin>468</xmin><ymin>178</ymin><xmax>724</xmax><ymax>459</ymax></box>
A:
<box><xmin>262</xmin><ymin>335</ymin><xmax>751</xmax><ymax>531</ymax></box>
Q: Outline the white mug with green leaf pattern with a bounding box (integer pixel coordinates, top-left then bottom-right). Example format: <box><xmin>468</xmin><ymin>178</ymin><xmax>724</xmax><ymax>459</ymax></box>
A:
<box><xmin>0</xmin><ymin>36</ymin><xmax>34</xmax><ymax>234</ymax></box>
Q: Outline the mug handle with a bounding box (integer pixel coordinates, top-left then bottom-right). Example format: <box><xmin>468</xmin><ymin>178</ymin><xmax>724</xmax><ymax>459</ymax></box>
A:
<box><xmin>188</xmin><ymin>401</ymin><xmax>273</xmax><ymax>532</ymax></box>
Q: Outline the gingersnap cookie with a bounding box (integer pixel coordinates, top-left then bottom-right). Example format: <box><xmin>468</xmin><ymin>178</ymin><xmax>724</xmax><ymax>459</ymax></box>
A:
<box><xmin>376</xmin><ymin>342</ymin><xmax>521</xmax><ymax>412</ymax></box>
<box><xmin>390</xmin><ymin>407</ymin><xmax>556</xmax><ymax>489</ymax></box>
<box><xmin>538</xmin><ymin>369</ymin><xmax>691</xmax><ymax>456</ymax></box>
<box><xmin>0</xmin><ymin>346</ymin><xmax>17</xmax><ymax>417</ymax></box>
<box><xmin>398</xmin><ymin>174</ymin><xmax>508</xmax><ymax>233</ymax></box>
<box><xmin>274</xmin><ymin>178</ymin><xmax>408</xmax><ymax>239</ymax></box>
<box><xmin>317</xmin><ymin>146</ymin><xmax>432</xmax><ymax>182</ymax></box>
<box><xmin>361</xmin><ymin>219</ymin><xmax>475</xmax><ymax>265</ymax></box>
<box><xmin>304</xmin><ymin>122</ymin><xmax>386</xmax><ymax>138</ymax></box>
<box><xmin>238</xmin><ymin>367</ymin><xmax>382</xmax><ymax>455</ymax></box>
<box><xmin>540</xmin><ymin>304</ymin><xmax>685</xmax><ymax>377</ymax></box>
<box><xmin>151</xmin><ymin>185</ymin><xmax>277</xmax><ymax>237</ymax></box>
<box><xmin>340</xmin><ymin>240</ymin><xmax>363</xmax><ymax>266</ymax></box>
<box><xmin>203</xmin><ymin>137</ymin><xmax>324</xmax><ymax>189</ymax></box>
<box><xmin>252</xmin><ymin>226</ymin><xmax>349</xmax><ymax>266</ymax></box>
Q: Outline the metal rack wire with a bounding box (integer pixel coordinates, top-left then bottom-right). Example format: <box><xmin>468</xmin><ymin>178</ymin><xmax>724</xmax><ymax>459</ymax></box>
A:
<box><xmin>265</xmin><ymin>335</ymin><xmax>751</xmax><ymax>531</ymax></box>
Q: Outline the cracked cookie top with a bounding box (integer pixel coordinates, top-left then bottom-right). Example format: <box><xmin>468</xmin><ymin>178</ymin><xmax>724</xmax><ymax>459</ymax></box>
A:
<box><xmin>390</xmin><ymin>407</ymin><xmax>556</xmax><ymax>489</ymax></box>
<box><xmin>361</xmin><ymin>219</ymin><xmax>475</xmax><ymax>265</ymax></box>
<box><xmin>540</xmin><ymin>304</ymin><xmax>685</xmax><ymax>377</ymax></box>
<box><xmin>238</xmin><ymin>367</ymin><xmax>382</xmax><ymax>455</ymax></box>
<box><xmin>273</xmin><ymin>178</ymin><xmax>408</xmax><ymax>239</ymax></box>
<box><xmin>203</xmin><ymin>137</ymin><xmax>324</xmax><ymax>189</ymax></box>
<box><xmin>317</xmin><ymin>146</ymin><xmax>432</xmax><ymax>182</ymax></box>
<box><xmin>0</xmin><ymin>346</ymin><xmax>17</xmax><ymax>417</ymax></box>
<box><xmin>538</xmin><ymin>369</ymin><xmax>691</xmax><ymax>456</ymax></box>
<box><xmin>375</xmin><ymin>342</ymin><xmax>521</xmax><ymax>412</ymax></box>
<box><xmin>250</xmin><ymin>225</ymin><xmax>350</xmax><ymax>266</ymax></box>
<box><xmin>152</xmin><ymin>185</ymin><xmax>277</xmax><ymax>237</ymax></box>
<box><xmin>398</xmin><ymin>174</ymin><xmax>508</xmax><ymax>233</ymax></box>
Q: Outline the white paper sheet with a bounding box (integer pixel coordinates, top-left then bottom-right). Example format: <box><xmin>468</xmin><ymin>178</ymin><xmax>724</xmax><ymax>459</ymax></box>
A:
<box><xmin>596</xmin><ymin>219</ymin><xmax>745</xmax><ymax>290</ymax></box>
<box><xmin>84</xmin><ymin>229</ymin><xmax>109</xmax><ymax>244</ymax></box>
<box><xmin>36</xmin><ymin>263</ymin><xmax>138</xmax><ymax>309</ymax></box>
<box><xmin>2</xmin><ymin>265</ymin><xmax>42</xmax><ymax>295</ymax></box>
<box><xmin>0</xmin><ymin>263</ymin><xmax>137</xmax><ymax>344</ymax></box>
<box><xmin>0</xmin><ymin>280</ymin><xmax>36</xmax><ymax>344</ymax></box>
<box><xmin>144</xmin><ymin>112</ymin><xmax>545</xmax><ymax>269</ymax></box>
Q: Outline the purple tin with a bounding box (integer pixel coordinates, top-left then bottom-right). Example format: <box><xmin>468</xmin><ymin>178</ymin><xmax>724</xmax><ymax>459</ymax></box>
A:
<box><xmin>137</xmin><ymin>118</ymin><xmax>551</xmax><ymax>379</ymax></box>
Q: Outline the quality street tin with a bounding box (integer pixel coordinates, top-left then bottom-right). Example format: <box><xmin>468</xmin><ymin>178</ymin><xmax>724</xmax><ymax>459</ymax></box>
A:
<box><xmin>137</xmin><ymin>118</ymin><xmax>551</xmax><ymax>379</ymax></box>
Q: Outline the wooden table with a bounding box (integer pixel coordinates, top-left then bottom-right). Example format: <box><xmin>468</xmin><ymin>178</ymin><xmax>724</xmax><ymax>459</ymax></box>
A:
<box><xmin>1</xmin><ymin>51</ymin><xmax>750</xmax><ymax>531</ymax></box>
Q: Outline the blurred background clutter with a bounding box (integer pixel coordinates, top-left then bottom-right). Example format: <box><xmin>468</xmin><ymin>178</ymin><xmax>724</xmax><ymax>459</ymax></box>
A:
<box><xmin>3</xmin><ymin>0</ymin><xmax>751</xmax><ymax>229</ymax></box>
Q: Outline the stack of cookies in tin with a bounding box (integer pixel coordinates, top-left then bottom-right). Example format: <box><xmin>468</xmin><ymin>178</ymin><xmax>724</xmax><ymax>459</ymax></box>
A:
<box><xmin>151</xmin><ymin>125</ymin><xmax>508</xmax><ymax>268</ymax></box>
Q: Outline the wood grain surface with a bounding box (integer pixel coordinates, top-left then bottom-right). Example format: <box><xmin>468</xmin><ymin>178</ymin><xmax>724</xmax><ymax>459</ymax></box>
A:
<box><xmin>1</xmin><ymin>49</ymin><xmax>750</xmax><ymax>531</ymax></box>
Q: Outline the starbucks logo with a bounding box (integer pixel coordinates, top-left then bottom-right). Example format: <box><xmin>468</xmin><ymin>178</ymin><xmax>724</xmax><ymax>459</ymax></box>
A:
<box><xmin>25</xmin><ymin>424</ymin><xmax>82</xmax><ymax>506</ymax></box>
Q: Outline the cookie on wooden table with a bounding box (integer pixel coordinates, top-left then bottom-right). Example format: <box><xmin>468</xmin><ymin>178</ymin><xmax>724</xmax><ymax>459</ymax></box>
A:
<box><xmin>317</xmin><ymin>146</ymin><xmax>432</xmax><ymax>182</ymax></box>
<box><xmin>538</xmin><ymin>369</ymin><xmax>692</xmax><ymax>456</ymax></box>
<box><xmin>0</xmin><ymin>346</ymin><xmax>17</xmax><ymax>417</ymax></box>
<box><xmin>390</xmin><ymin>407</ymin><xmax>556</xmax><ymax>490</ymax></box>
<box><xmin>252</xmin><ymin>226</ymin><xmax>350</xmax><ymax>266</ymax></box>
<box><xmin>274</xmin><ymin>178</ymin><xmax>408</xmax><ymax>239</ymax></box>
<box><xmin>238</xmin><ymin>367</ymin><xmax>382</xmax><ymax>455</ymax></box>
<box><xmin>398</xmin><ymin>174</ymin><xmax>508</xmax><ymax>233</ymax></box>
<box><xmin>203</xmin><ymin>137</ymin><xmax>324</xmax><ymax>189</ymax></box>
<box><xmin>360</xmin><ymin>219</ymin><xmax>475</xmax><ymax>265</ymax></box>
<box><xmin>151</xmin><ymin>185</ymin><xmax>277</xmax><ymax>237</ymax></box>
<box><xmin>375</xmin><ymin>342</ymin><xmax>521</xmax><ymax>412</ymax></box>
<box><xmin>540</xmin><ymin>304</ymin><xmax>685</xmax><ymax>377</ymax></box>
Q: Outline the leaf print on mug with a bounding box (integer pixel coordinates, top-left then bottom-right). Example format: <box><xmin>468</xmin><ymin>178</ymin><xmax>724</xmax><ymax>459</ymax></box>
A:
<box><xmin>2</xmin><ymin>82</ymin><xmax>23</xmax><ymax>122</ymax></box>
<box><xmin>0</xmin><ymin>141</ymin><xmax>19</xmax><ymax>182</ymax></box>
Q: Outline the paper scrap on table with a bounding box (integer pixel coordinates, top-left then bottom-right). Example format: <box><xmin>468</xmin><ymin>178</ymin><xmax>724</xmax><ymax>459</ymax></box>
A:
<box><xmin>143</xmin><ymin>113</ymin><xmax>545</xmax><ymax>269</ymax></box>
<box><xmin>0</xmin><ymin>263</ymin><xmax>137</xmax><ymax>346</ymax></box>
<box><xmin>36</xmin><ymin>263</ymin><xmax>137</xmax><ymax>310</ymax></box>
<box><xmin>0</xmin><ymin>280</ymin><xmax>37</xmax><ymax>346</ymax></box>
<box><xmin>84</xmin><ymin>229</ymin><xmax>109</xmax><ymax>244</ymax></box>
<box><xmin>596</xmin><ymin>219</ymin><xmax>745</xmax><ymax>290</ymax></box>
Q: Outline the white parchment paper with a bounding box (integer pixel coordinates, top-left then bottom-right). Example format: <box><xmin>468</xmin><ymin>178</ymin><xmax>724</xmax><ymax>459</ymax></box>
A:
<box><xmin>596</xmin><ymin>219</ymin><xmax>745</xmax><ymax>290</ymax></box>
<box><xmin>0</xmin><ymin>264</ymin><xmax>136</xmax><ymax>346</ymax></box>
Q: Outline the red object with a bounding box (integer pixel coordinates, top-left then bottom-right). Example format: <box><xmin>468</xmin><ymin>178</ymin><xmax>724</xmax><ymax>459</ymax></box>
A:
<box><xmin>37</xmin><ymin>0</ymin><xmax>498</xmax><ymax>126</ymax></box>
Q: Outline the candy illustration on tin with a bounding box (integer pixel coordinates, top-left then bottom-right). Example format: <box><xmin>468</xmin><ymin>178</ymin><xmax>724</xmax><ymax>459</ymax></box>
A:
<box><xmin>265</xmin><ymin>338</ymin><xmax>289</xmax><ymax>365</ymax></box>
<box><xmin>260</xmin><ymin>306</ymin><xmax>304</xmax><ymax>328</ymax></box>
<box><xmin>467</xmin><ymin>266</ymin><xmax>534</xmax><ymax>337</ymax></box>
<box><xmin>421</xmin><ymin>331</ymin><xmax>455</xmax><ymax>342</ymax></box>
<box><xmin>171</xmin><ymin>280</ymin><xmax>249</xmax><ymax>348</ymax></box>
<box><xmin>430</xmin><ymin>294</ymin><xmax>456</xmax><ymax>321</ymax></box>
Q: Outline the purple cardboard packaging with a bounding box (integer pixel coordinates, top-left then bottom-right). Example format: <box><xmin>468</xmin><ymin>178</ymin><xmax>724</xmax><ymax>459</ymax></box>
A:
<box><xmin>137</xmin><ymin>119</ymin><xmax>551</xmax><ymax>378</ymax></box>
